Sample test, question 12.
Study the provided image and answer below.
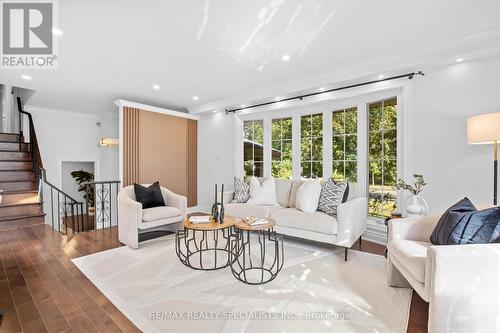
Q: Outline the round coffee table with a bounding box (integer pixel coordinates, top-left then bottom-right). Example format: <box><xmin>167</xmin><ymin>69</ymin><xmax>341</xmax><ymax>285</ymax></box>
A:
<box><xmin>175</xmin><ymin>216</ymin><xmax>236</xmax><ymax>270</ymax></box>
<box><xmin>229</xmin><ymin>218</ymin><xmax>284</xmax><ymax>285</ymax></box>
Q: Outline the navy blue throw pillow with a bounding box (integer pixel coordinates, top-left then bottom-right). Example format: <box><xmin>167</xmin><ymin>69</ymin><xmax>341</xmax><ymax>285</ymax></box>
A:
<box><xmin>430</xmin><ymin>197</ymin><xmax>500</xmax><ymax>245</ymax></box>
<box><xmin>133</xmin><ymin>182</ymin><xmax>165</xmax><ymax>209</ymax></box>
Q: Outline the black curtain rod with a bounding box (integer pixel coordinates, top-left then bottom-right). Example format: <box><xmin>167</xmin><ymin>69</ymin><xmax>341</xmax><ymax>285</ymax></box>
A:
<box><xmin>225</xmin><ymin>71</ymin><xmax>424</xmax><ymax>114</ymax></box>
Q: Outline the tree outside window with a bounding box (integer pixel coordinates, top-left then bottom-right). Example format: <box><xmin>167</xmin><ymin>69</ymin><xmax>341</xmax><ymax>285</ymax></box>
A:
<box><xmin>368</xmin><ymin>97</ymin><xmax>398</xmax><ymax>217</ymax></box>
<box><xmin>301</xmin><ymin>113</ymin><xmax>323</xmax><ymax>179</ymax></box>
<box><xmin>271</xmin><ymin>117</ymin><xmax>293</xmax><ymax>179</ymax></box>
<box><xmin>243</xmin><ymin>120</ymin><xmax>264</xmax><ymax>178</ymax></box>
<box><xmin>332</xmin><ymin>107</ymin><xmax>357</xmax><ymax>183</ymax></box>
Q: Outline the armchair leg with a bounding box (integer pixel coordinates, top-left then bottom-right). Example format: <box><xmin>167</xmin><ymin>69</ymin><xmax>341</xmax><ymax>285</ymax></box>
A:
<box><xmin>344</xmin><ymin>247</ymin><xmax>348</xmax><ymax>261</ymax></box>
<box><xmin>359</xmin><ymin>236</ymin><xmax>362</xmax><ymax>250</ymax></box>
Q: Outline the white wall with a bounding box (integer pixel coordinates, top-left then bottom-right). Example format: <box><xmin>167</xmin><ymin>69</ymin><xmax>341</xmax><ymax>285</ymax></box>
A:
<box><xmin>197</xmin><ymin>112</ymin><xmax>235</xmax><ymax>210</ymax></box>
<box><xmin>27</xmin><ymin>106</ymin><xmax>119</xmax><ymax>186</ymax></box>
<box><xmin>197</xmin><ymin>55</ymin><xmax>500</xmax><ymax>215</ymax></box>
<box><xmin>409</xmin><ymin>56</ymin><xmax>500</xmax><ymax>212</ymax></box>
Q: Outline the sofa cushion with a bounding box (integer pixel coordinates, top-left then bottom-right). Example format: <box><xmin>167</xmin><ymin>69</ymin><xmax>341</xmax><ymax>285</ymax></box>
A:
<box><xmin>247</xmin><ymin>177</ymin><xmax>279</xmax><ymax>206</ymax></box>
<box><xmin>270</xmin><ymin>208</ymin><xmax>338</xmax><ymax>235</ymax></box>
<box><xmin>318</xmin><ymin>178</ymin><xmax>347</xmax><ymax>216</ymax></box>
<box><xmin>430</xmin><ymin>197</ymin><xmax>500</xmax><ymax>245</ymax></box>
<box><xmin>289</xmin><ymin>180</ymin><xmax>305</xmax><ymax>208</ymax></box>
<box><xmin>224</xmin><ymin>203</ymin><xmax>284</xmax><ymax>219</ymax></box>
<box><xmin>295</xmin><ymin>180</ymin><xmax>322</xmax><ymax>213</ymax></box>
<box><xmin>142</xmin><ymin>206</ymin><xmax>182</xmax><ymax>222</ymax></box>
<box><xmin>275</xmin><ymin>179</ymin><xmax>292</xmax><ymax>207</ymax></box>
<box><xmin>134</xmin><ymin>182</ymin><xmax>165</xmax><ymax>209</ymax></box>
<box><xmin>388</xmin><ymin>240</ymin><xmax>430</xmax><ymax>283</ymax></box>
<box><xmin>231</xmin><ymin>177</ymin><xmax>250</xmax><ymax>203</ymax></box>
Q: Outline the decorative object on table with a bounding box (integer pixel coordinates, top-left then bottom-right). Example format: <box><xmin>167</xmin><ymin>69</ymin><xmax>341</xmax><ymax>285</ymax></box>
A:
<box><xmin>219</xmin><ymin>184</ymin><xmax>225</xmax><ymax>223</ymax></box>
<box><xmin>189</xmin><ymin>215</ymin><xmax>211</xmax><ymax>224</ymax></box>
<box><xmin>396</xmin><ymin>174</ymin><xmax>429</xmax><ymax>216</ymax></box>
<box><xmin>430</xmin><ymin>197</ymin><xmax>500</xmax><ymax>245</ymax></box>
<box><xmin>210</xmin><ymin>184</ymin><xmax>219</xmax><ymax>221</ymax></box>
<box><xmin>231</xmin><ymin>176</ymin><xmax>250</xmax><ymax>203</ymax></box>
<box><xmin>317</xmin><ymin>178</ymin><xmax>348</xmax><ymax>216</ymax></box>
<box><xmin>467</xmin><ymin>112</ymin><xmax>500</xmax><ymax>205</ymax></box>
<box><xmin>242</xmin><ymin>216</ymin><xmax>269</xmax><ymax>226</ymax></box>
<box><xmin>230</xmin><ymin>218</ymin><xmax>284</xmax><ymax>284</ymax></box>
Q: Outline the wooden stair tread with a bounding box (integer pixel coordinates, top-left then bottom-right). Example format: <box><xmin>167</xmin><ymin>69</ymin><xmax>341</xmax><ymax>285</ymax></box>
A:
<box><xmin>0</xmin><ymin>213</ymin><xmax>45</xmax><ymax>222</ymax></box>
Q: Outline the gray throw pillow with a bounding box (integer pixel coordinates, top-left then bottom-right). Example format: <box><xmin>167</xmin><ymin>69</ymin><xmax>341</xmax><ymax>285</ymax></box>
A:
<box><xmin>231</xmin><ymin>177</ymin><xmax>250</xmax><ymax>203</ymax></box>
<box><xmin>317</xmin><ymin>178</ymin><xmax>348</xmax><ymax>216</ymax></box>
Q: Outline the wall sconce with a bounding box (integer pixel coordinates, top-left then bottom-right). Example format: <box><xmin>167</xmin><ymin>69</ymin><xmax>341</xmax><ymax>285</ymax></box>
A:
<box><xmin>100</xmin><ymin>138</ymin><xmax>119</xmax><ymax>147</ymax></box>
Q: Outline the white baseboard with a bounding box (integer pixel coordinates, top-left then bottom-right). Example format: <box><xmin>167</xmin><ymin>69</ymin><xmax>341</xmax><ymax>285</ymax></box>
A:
<box><xmin>363</xmin><ymin>219</ymin><xmax>388</xmax><ymax>245</ymax></box>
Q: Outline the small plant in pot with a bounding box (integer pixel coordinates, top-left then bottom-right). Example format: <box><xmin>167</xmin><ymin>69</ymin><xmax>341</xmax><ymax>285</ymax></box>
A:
<box><xmin>396</xmin><ymin>174</ymin><xmax>429</xmax><ymax>216</ymax></box>
<box><xmin>71</xmin><ymin>170</ymin><xmax>95</xmax><ymax>215</ymax></box>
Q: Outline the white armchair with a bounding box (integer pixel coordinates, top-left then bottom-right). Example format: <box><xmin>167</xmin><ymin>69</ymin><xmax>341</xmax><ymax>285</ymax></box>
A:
<box><xmin>387</xmin><ymin>215</ymin><xmax>500</xmax><ymax>333</ymax></box>
<box><xmin>118</xmin><ymin>185</ymin><xmax>187</xmax><ymax>249</ymax></box>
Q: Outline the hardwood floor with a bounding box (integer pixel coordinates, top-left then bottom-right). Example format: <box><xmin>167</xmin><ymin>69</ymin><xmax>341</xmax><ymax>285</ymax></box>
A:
<box><xmin>0</xmin><ymin>224</ymin><xmax>429</xmax><ymax>333</ymax></box>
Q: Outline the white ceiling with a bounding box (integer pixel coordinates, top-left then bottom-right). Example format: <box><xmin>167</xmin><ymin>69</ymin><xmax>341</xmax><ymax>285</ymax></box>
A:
<box><xmin>2</xmin><ymin>0</ymin><xmax>500</xmax><ymax>115</ymax></box>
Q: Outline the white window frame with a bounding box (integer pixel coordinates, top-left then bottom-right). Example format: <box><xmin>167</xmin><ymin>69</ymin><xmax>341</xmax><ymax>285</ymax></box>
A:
<box><xmin>234</xmin><ymin>81</ymin><xmax>409</xmax><ymax>222</ymax></box>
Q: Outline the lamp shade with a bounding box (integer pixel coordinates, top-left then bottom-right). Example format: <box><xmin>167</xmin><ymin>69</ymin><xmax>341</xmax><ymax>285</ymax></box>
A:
<box><xmin>467</xmin><ymin>112</ymin><xmax>500</xmax><ymax>144</ymax></box>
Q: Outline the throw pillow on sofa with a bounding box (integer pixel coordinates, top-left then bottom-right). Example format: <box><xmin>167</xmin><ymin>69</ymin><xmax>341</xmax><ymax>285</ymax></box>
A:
<box><xmin>430</xmin><ymin>197</ymin><xmax>500</xmax><ymax>245</ymax></box>
<box><xmin>317</xmin><ymin>178</ymin><xmax>348</xmax><ymax>216</ymax></box>
<box><xmin>295</xmin><ymin>179</ymin><xmax>322</xmax><ymax>213</ymax></box>
<box><xmin>133</xmin><ymin>182</ymin><xmax>166</xmax><ymax>209</ymax></box>
<box><xmin>231</xmin><ymin>176</ymin><xmax>250</xmax><ymax>203</ymax></box>
<box><xmin>247</xmin><ymin>176</ymin><xmax>279</xmax><ymax>206</ymax></box>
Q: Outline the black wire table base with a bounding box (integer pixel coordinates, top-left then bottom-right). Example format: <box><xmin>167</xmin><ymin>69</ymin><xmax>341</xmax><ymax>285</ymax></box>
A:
<box><xmin>175</xmin><ymin>227</ymin><xmax>235</xmax><ymax>271</ymax></box>
<box><xmin>229</xmin><ymin>227</ymin><xmax>284</xmax><ymax>285</ymax></box>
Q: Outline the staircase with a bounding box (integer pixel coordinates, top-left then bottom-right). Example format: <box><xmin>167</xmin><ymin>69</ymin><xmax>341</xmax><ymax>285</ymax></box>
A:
<box><xmin>0</xmin><ymin>132</ymin><xmax>44</xmax><ymax>229</ymax></box>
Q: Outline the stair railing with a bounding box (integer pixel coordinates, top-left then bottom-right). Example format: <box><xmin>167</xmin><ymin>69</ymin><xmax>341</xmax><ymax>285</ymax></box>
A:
<box><xmin>82</xmin><ymin>180</ymin><xmax>121</xmax><ymax>231</ymax></box>
<box><xmin>17</xmin><ymin>97</ymin><xmax>85</xmax><ymax>234</ymax></box>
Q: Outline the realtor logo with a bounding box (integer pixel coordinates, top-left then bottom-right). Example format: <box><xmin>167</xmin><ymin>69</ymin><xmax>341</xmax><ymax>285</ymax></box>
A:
<box><xmin>1</xmin><ymin>0</ymin><xmax>57</xmax><ymax>68</ymax></box>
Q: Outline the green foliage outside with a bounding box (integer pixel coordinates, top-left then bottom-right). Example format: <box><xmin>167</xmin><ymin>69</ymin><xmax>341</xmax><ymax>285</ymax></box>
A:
<box><xmin>332</xmin><ymin>108</ymin><xmax>357</xmax><ymax>182</ymax></box>
<box><xmin>368</xmin><ymin>98</ymin><xmax>398</xmax><ymax>218</ymax></box>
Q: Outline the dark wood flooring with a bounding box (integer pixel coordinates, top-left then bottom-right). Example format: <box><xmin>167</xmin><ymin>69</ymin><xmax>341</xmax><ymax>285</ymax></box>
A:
<box><xmin>0</xmin><ymin>224</ymin><xmax>428</xmax><ymax>333</ymax></box>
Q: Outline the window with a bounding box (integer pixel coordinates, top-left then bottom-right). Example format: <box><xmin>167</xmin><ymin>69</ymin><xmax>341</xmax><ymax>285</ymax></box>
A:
<box><xmin>332</xmin><ymin>107</ymin><xmax>357</xmax><ymax>182</ymax></box>
<box><xmin>243</xmin><ymin>120</ymin><xmax>264</xmax><ymax>178</ymax></box>
<box><xmin>368</xmin><ymin>97</ymin><xmax>397</xmax><ymax>217</ymax></box>
<box><xmin>271</xmin><ymin>117</ymin><xmax>293</xmax><ymax>179</ymax></box>
<box><xmin>300</xmin><ymin>113</ymin><xmax>323</xmax><ymax>178</ymax></box>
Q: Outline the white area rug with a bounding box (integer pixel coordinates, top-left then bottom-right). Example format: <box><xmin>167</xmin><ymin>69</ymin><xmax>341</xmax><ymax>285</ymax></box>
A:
<box><xmin>73</xmin><ymin>235</ymin><xmax>411</xmax><ymax>333</ymax></box>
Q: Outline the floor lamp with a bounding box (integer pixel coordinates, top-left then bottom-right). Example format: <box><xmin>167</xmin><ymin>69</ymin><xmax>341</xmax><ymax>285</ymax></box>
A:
<box><xmin>467</xmin><ymin>112</ymin><xmax>500</xmax><ymax>205</ymax></box>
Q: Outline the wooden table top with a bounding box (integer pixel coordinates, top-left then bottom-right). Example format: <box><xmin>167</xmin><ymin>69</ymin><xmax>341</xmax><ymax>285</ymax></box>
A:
<box><xmin>234</xmin><ymin>218</ymin><xmax>276</xmax><ymax>231</ymax></box>
<box><xmin>183</xmin><ymin>216</ymin><xmax>237</xmax><ymax>230</ymax></box>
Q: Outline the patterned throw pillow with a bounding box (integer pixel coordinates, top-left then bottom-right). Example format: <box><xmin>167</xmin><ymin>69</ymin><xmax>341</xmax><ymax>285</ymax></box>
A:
<box><xmin>231</xmin><ymin>177</ymin><xmax>250</xmax><ymax>203</ymax></box>
<box><xmin>317</xmin><ymin>178</ymin><xmax>348</xmax><ymax>216</ymax></box>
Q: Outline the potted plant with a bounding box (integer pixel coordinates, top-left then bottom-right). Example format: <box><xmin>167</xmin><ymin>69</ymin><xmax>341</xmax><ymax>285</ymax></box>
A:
<box><xmin>71</xmin><ymin>170</ymin><xmax>95</xmax><ymax>217</ymax></box>
<box><xmin>396</xmin><ymin>174</ymin><xmax>429</xmax><ymax>216</ymax></box>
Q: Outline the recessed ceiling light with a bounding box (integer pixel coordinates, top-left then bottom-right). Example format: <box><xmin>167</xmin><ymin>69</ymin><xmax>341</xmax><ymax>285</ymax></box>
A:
<box><xmin>52</xmin><ymin>28</ymin><xmax>63</xmax><ymax>36</ymax></box>
<box><xmin>212</xmin><ymin>110</ymin><xmax>217</xmax><ymax>113</ymax></box>
<box><xmin>21</xmin><ymin>74</ymin><xmax>31</xmax><ymax>80</ymax></box>
<box><xmin>274</xmin><ymin>97</ymin><xmax>280</xmax><ymax>101</ymax></box>
<box><xmin>281</xmin><ymin>54</ymin><xmax>291</xmax><ymax>62</ymax></box>
<box><xmin>377</xmin><ymin>74</ymin><xmax>384</xmax><ymax>79</ymax></box>
<box><xmin>240</xmin><ymin>104</ymin><xmax>245</xmax><ymax>107</ymax></box>
<box><xmin>192</xmin><ymin>96</ymin><xmax>199</xmax><ymax>101</ymax></box>
<box><xmin>456</xmin><ymin>57</ymin><xmax>464</xmax><ymax>62</ymax></box>
<box><xmin>152</xmin><ymin>84</ymin><xmax>160</xmax><ymax>90</ymax></box>
<box><xmin>319</xmin><ymin>87</ymin><xmax>325</xmax><ymax>91</ymax></box>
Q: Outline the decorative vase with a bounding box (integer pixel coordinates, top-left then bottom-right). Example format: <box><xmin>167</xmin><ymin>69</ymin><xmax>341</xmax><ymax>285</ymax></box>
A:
<box><xmin>405</xmin><ymin>195</ymin><xmax>429</xmax><ymax>216</ymax></box>
<box><xmin>210</xmin><ymin>184</ymin><xmax>219</xmax><ymax>222</ymax></box>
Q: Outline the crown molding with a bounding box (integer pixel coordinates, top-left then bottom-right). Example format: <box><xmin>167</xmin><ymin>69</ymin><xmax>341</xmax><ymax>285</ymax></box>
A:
<box><xmin>114</xmin><ymin>99</ymin><xmax>200</xmax><ymax>120</ymax></box>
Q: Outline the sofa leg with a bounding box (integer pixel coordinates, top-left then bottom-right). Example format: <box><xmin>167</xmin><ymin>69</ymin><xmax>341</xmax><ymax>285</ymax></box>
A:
<box><xmin>344</xmin><ymin>247</ymin><xmax>348</xmax><ymax>261</ymax></box>
<box><xmin>359</xmin><ymin>236</ymin><xmax>362</xmax><ymax>250</ymax></box>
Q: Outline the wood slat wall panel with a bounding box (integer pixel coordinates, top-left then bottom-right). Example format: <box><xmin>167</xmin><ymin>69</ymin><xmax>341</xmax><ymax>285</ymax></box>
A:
<box><xmin>123</xmin><ymin>107</ymin><xmax>140</xmax><ymax>186</ymax></box>
<box><xmin>187</xmin><ymin>120</ymin><xmax>198</xmax><ymax>207</ymax></box>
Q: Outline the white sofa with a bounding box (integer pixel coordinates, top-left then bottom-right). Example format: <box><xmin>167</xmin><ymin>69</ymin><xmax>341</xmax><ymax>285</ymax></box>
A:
<box><xmin>222</xmin><ymin>178</ymin><xmax>368</xmax><ymax>260</ymax></box>
<box><xmin>118</xmin><ymin>184</ymin><xmax>187</xmax><ymax>249</ymax></box>
<box><xmin>387</xmin><ymin>214</ymin><xmax>500</xmax><ymax>333</ymax></box>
